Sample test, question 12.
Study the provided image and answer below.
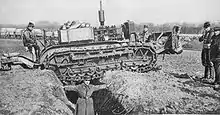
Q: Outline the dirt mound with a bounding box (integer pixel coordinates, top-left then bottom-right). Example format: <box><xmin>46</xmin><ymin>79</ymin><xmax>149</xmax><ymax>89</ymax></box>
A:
<box><xmin>0</xmin><ymin>50</ymin><xmax>220</xmax><ymax>114</ymax></box>
<box><xmin>102</xmin><ymin>70</ymin><xmax>220</xmax><ymax>114</ymax></box>
<box><xmin>0</xmin><ymin>67</ymin><xmax>73</xmax><ymax>115</ymax></box>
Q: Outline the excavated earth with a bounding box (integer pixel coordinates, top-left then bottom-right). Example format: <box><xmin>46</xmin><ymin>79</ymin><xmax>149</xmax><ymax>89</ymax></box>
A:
<box><xmin>103</xmin><ymin>50</ymin><xmax>220</xmax><ymax>114</ymax></box>
<box><xmin>0</xmin><ymin>50</ymin><xmax>220</xmax><ymax>115</ymax></box>
<box><xmin>0</xmin><ymin>68</ymin><xmax>74</xmax><ymax>115</ymax></box>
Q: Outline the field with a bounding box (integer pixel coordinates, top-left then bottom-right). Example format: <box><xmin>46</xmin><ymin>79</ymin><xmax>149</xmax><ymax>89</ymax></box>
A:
<box><xmin>0</xmin><ymin>39</ymin><xmax>220</xmax><ymax>114</ymax></box>
<box><xmin>0</xmin><ymin>39</ymin><xmax>26</xmax><ymax>54</ymax></box>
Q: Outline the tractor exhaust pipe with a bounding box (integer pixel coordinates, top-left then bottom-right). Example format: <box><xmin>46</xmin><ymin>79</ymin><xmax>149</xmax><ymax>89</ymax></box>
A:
<box><xmin>98</xmin><ymin>0</ymin><xmax>105</xmax><ymax>26</ymax></box>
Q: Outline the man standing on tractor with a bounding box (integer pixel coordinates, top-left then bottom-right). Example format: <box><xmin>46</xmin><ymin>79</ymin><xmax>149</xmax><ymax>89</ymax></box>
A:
<box><xmin>142</xmin><ymin>25</ymin><xmax>151</xmax><ymax>42</ymax></box>
<box><xmin>23</xmin><ymin>21</ymin><xmax>40</xmax><ymax>63</ymax></box>
<box><xmin>172</xmin><ymin>25</ymin><xmax>182</xmax><ymax>53</ymax></box>
<box><xmin>199</xmin><ymin>22</ymin><xmax>215</xmax><ymax>82</ymax></box>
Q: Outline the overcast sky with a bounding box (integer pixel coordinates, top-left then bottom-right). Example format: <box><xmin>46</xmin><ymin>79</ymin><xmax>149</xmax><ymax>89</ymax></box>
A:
<box><xmin>0</xmin><ymin>0</ymin><xmax>220</xmax><ymax>26</ymax></box>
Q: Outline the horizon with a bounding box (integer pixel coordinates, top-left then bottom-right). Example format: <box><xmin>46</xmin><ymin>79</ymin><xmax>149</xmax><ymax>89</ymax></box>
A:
<box><xmin>0</xmin><ymin>0</ymin><xmax>220</xmax><ymax>26</ymax></box>
<box><xmin>1</xmin><ymin>20</ymin><xmax>218</xmax><ymax>28</ymax></box>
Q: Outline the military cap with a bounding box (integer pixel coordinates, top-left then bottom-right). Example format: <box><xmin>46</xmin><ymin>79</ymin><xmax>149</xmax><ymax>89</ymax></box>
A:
<box><xmin>28</xmin><ymin>21</ymin><xmax>35</xmax><ymax>27</ymax></box>
<box><xmin>144</xmin><ymin>25</ymin><xmax>148</xmax><ymax>28</ymax></box>
<box><xmin>204</xmin><ymin>21</ymin><xmax>211</xmax><ymax>28</ymax></box>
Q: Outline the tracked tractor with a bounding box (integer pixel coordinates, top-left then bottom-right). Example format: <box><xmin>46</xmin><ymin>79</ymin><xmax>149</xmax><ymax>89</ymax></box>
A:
<box><xmin>0</xmin><ymin>0</ymin><xmax>183</xmax><ymax>85</ymax></box>
<box><xmin>0</xmin><ymin>1</ymin><xmax>183</xmax><ymax>114</ymax></box>
<box><xmin>0</xmin><ymin>22</ymin><xmax>183</xmax><ymax>82</ymax></box>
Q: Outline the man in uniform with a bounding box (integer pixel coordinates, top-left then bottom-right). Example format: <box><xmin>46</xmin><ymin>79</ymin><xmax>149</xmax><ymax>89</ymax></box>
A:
<box><xmin>64</xmin><ymin>76</ymin><xmax>110</xmax><ymax>115</ymax></box>
<box><xmin>199</xmin><ymin>22</ymin><xmax>215</xmax><ymax>81</ymax></box>
<box><xmin>23</xmin><ymin>21</ymin><xmax>40</xmax><ymax>63</ymax></box>
<box><xmin>210</xmin><ymin>26</ymin><xmax>220</xmax><ymax>89</ymax></box>
<box><xmin>172</xmin><ymin>25</ymin><xmax>182</xmax><ymax>53</ymax></box>
<box><xmin>142</xmin><ymin>25</ymin><xmax>151</xmax><ymax>42</ymax></box>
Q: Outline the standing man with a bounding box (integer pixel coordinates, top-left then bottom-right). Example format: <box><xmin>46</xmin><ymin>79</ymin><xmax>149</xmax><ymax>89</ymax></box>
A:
<box><xmin>210</xmin><ymin>27</ymin><xmax>220</xmax><ymax>89</ymax></box>
<box><xmin>199</xmin><ymin>22</ymin><xmax>215</xmax><ymax>81</ymax></box>
<box><xmin>64</xmin><ymin>76</ymin><xmax>109</xmax><ymax>115</ymax></box>
<box><xmin>23</xmin><ymin>21</ymin><xmax>40</xmax><ymax>63</ymax></box>
<box><xmin>142</xmin><ymin>25</ymin><xmax>151</xmax><ymax>42</ymax></box>
<box><xmin>172</xmin><ymin>25</ymin><xmax>182</xmax><ymax>53</ymax></box>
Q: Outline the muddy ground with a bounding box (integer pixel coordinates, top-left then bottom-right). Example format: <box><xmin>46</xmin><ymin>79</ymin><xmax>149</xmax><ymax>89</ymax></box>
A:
<box><xmin>101</xmin><ymin>50</ymin><xmax>220</xmax><ymax>114</ymax></box>
<box><xmin>0</xmin><ymin>39</ymin><xmax>220</xmax><ymax>114</ymax></box>
<box><xmin>0</xmin><ymin>68</ymin><xmax>75</xmax><ymax>115</ymax></box>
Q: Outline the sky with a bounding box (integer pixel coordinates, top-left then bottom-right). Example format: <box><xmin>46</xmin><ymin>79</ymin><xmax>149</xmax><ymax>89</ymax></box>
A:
<box><xmin>0</xmin><ymin>0</ymin><xmax>220</xmax><ymax>26</ymax></box>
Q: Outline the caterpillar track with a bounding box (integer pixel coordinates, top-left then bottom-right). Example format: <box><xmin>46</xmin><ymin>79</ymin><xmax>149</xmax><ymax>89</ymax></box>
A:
<box><xmin>41</xmin><ymin>41</ymin><xmax>157</xmax><ymax>84</ymax></box>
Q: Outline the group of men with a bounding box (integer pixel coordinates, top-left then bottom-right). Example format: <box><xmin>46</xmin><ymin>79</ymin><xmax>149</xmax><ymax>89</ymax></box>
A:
<box><xmin>22</xmin><ymin>21</ymin><xmax>220</xmax><ymax>89</ymax></box>
<box><xmin>199</xmin><ymin>22</ymin><xmax>220</xmax><ymax>89</ymax></box>
<box><xmin>141</xmin><ymin>22</ymin><xmax>220</xmax><ymax>89</ymax></box>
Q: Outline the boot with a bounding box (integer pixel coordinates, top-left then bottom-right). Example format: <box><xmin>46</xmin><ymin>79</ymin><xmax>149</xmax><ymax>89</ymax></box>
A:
<box><xmin>208</xmin><ymin>66</ymin><xmax>215</xmax><ymax>79</ymax></box>
<box><xmin>201</xmin><ymin>67</ymin><xmax>211</xmax><ymax>82</ymax></box>
<box><xmin>202</xmin><ymin>67</ymin><xmax>209</xmax><ymax>78</ymax></box>
<box><xmin>35</xmin><ymin>50</ymin><xmax>40</xmax><ymax>63</ymax></box>
<box><xmin>213</xmin><ymin>79</ymin><xmax>220</xmax><ymax>86</ymax></box>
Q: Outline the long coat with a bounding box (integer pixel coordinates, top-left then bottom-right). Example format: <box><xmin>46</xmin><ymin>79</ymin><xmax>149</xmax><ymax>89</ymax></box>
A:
<box><xmin>22</xmin><ymin>28</ymin><xmax>36</xmax><ymax>47</ymax></box>
<box><xmin>65</xmin><ymin>84</ymin><xmax>107</xmax><ymax>115</ymax></box>
<box><xmin>210</xmin><ymin>33</ymin><xmax>220</xmax><ymax>83</ymax></box>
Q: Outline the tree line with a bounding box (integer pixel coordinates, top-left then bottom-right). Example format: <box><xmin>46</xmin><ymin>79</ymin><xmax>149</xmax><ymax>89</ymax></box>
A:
<box><xmin>1</xmin><ymin>21</ymin><xmax>220</xmax><ymax>34</ymax></box>
<box><xmin>0</xmin><ymin>21</ymin><xmax>60</xmax><ymax>31</ymax></box>
<box><xmin>135</xmin><ymin>22</ymin><xmax>220</xmax><ymax>34</ymax></box>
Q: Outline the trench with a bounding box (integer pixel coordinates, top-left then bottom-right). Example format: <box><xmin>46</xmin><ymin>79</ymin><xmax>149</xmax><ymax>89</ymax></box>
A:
<box><xmin>64</xmin><ymin>81</ymin><xmax>128</xmax><ymax>115</ymax></box>
<box><xmin>65</xmin><ymin>90</ymin><xmax>117</xmax><ymax>115</ymax></box>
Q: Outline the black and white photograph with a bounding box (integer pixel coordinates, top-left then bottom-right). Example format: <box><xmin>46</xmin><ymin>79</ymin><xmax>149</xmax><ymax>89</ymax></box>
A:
<box><xmin>0</xmin><ymin>0</ymin><xmax>220</xmax><ymax>114</ymax></box>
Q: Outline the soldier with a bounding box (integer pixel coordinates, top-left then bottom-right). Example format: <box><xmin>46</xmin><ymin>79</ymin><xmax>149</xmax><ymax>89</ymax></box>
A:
<box><xmin>64</xmin><ymin>76</ymin><xmax>110</xmax><ymax>115</ymax></box>
<box><xmin>142</xmin><ymin>25</ymin><xmax>151</xmax><ymax>42</ymax></box>
<box><xmin>210</xmin><ymin>27</ymin><xmax>220</xmax><ymax>89</ymax></box>
<box><xmin>172</xmin><ymin>25</ymin><xmax>182</xmax><ymax>53</ymax></box>
<box><xmin>23</xmin><ymin>21</ymin><xmax>40</xmax><ymax>63</ymax></box>
<box><xmin>199</xmin><ymin>22</ymin><xmax>215</xmax><ymax>81</ymax></box>
<box><xmin>104</xmin><ymin>32</ymin><xmax>109</xmax><ymax>41</ymax></box>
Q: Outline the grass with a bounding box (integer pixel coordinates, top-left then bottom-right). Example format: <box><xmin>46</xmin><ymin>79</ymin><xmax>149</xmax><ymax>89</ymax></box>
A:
<box><xmin>0</xmin><ymin>39</ymin><xmax>26</xmax><ymax>54</ymax></box>
<box><xmin>182</xmin><ymin>40</ymin><xmax>203</xmax><ymax>51</ymax></box>
<box><xmin>158</xmin><ymin>50</ymin><xmax>204</xmax><ymax>76</ymax></box>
